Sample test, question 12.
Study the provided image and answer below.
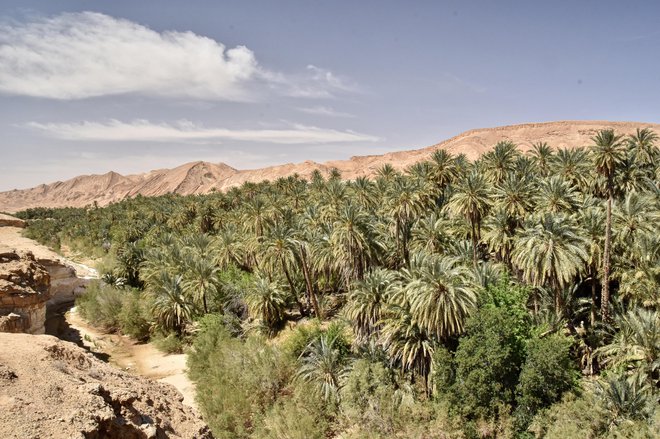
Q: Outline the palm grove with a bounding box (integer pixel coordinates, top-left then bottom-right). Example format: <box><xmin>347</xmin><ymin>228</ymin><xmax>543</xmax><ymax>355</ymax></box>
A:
<box><xmin>17</xmin><ymin>129</ymin><xmax>660</xmax><ymax>438</ymax></box>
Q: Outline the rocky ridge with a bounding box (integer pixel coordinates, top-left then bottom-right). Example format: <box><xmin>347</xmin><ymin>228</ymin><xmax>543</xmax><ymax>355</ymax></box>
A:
<box><xmin>0</xmin><ymin>332</ymin><xmax>212</xmax><ymax>439</ymax></box>
<box><xmin>0</xmin><ymin>120</ymin><xmax>658</xmax><ymax>212</ymax></box>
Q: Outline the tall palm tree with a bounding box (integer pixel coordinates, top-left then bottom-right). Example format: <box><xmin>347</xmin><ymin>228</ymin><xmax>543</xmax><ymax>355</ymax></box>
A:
<box><xmin>445</xmin><ymin>171</ymin><xmax>492</xmax><ymax>268</ymax></box>
<box><xmin>580</xmin><ymin>206</ymin><xmax>605</xmax><ymax>325</ymax></box>
<box><xmin>529</xmin><ymin>141</ymin><xmax>554</xmax><ymax>177</ymax></box>
<box><xmin>344</xmin><ymin>268</ymin><xmax>398</xmax><ymax>342</ymax></box>
<box><xmin>512</xmin><ymin>213</ymin><xmax>587</xmax><ymax>315</ymax></box>
<box><xmin>402</xmin><ymin>252</ymin><xmax>477</xmax><ymax>341</ymax></box>
<box><xmin>627</xmin><ymin>128</ymin><xmax>658</xmax><ymax>168</ymax></box>
<box><xmin>591</xmin><ymin>129</ymin><xmax>626</xmax><ymax>321</ymax></box>
<box><xmin>182</xmin><ymin>255</ymin><xmax>220</xmax><ymax>314</ymax></box>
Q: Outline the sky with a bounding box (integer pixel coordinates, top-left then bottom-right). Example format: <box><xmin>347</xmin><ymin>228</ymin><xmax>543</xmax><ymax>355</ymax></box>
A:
<box><xmin>0</xmin><ymin>0</ymin><xmax>659</xmax><ymax>191</ymax></box>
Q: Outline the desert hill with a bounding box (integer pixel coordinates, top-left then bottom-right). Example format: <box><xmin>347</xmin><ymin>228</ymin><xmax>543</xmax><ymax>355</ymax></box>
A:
<box><xmin>1</xmin><ymin>120</ymin><xmax>658</xmax><ymax>212</ymax></box>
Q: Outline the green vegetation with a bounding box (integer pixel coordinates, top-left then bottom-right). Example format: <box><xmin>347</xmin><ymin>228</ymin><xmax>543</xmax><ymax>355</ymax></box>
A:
<box><xmin>18</xmin><ymin>129</ymin><xmax>660</xmax><ymax>437</ymax></box>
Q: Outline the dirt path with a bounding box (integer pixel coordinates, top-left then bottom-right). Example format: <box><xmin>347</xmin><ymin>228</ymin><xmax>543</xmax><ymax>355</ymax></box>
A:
<box><xmin>0</xmin><ymin>224</ymin><xmax>198</xmax><ymax>410</ymax></box>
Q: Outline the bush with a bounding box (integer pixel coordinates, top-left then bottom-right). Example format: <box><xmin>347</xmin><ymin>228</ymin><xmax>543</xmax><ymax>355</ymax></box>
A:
<box><xmin>153</xmin><ymin>332</ymin><xmax>184</xmax><ymax>354</ymax></box>
<box><xmin>515</xmin><ymin>334</ymin><xmax>578</xmax><ymax>430</ymax></box>
<box><xmin>76</xmin><ymin>280</ymin><xmax>123</xmax><ymax>330</ymax></box>
<box><xmin>450</xmin><ymin>306</ymin><xmax>525</xmax><ymax>420</ymax></box>
<box><xmin>188</xmin><ymin>315</ymin><xmax>293</xmax><ymax>438</ymax></box>
<box><xmin>117</xmin><ymin>289</ymin><xmax>151</xmax><ymax>341</ymax></box>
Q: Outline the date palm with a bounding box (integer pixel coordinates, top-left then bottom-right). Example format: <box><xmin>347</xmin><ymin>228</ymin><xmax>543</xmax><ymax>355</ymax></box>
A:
<box><xmin>529</xmin><ymin>141</ymin><xmax>554</xmax><ymax>176</ymax></box>
<box><xmin>344</xmin><ymin>268</ymin><xmax>399</xmax><ymax>342</ymax></box>
<box><xmin>403</xmin><ymin>252</ymin><xmax>477</xmax><ymax>341</ymax></box>
<box><xmin>296</xmin><ymin>334</ymin><xmax>348</xmax><ymax>403</ymax></box>
<box><xmin>445</xmin><ymin>171</ymin><xmax>492</xmax><ymax>268</ymax></box>
<box><xmin>150</xmin><ymin>273</ymin><xmax>195</xmax><ymax>334</ymax></box>
<box><xmin>482</xmin><ymin>141</ymin><xmax>520</xmax><ymax>185</ymax></box>
<box><xmin>245</xmin><ymin>276</ymin><xmax>288</xmax><ymax>333</ymax></box>
<box><xmin>512</xmin><ymin>213</ymin><xmax>587</xmax><ymax>315</ymax></box>
<box><xmin>591</xmin><ymin>129</ymin><xmax>626</xmax><ymax>321</ymax></box>
<box><xmin>627</xmin><ymin>128</ymin><xmax>658</xmax><ymax>168</ymax></box>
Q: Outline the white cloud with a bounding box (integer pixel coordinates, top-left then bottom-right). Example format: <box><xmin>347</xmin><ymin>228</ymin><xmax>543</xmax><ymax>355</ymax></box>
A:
<box><xmin>282</xmin><ymin>65</ymin><xmax>360</xmax><ymax>98</ymax></box>
<box><xmin>25</xmin><ymin>119</ymin><xmax>381</xmax><ymax>144</ymax></box>
<box><xmin>0</xmin><ymin>12</ymin><xmax>261</xmax><ymax>100</ymax></box>
<box><xmin>0</xmin><ymin>12</ymin><xmax>362</xmax><ymax>102</ymax></box>
<box><xmin>297</xmin><ymin>106</ymin><xmax>355</xmax><ymax>118</ymax></box>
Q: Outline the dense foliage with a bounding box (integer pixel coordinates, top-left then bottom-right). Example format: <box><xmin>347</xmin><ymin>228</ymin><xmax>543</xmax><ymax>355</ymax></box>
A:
<box><xmin>17</xmin><ymin>129</ymin><xmax>660</xmax><ymax>437</ymax></box>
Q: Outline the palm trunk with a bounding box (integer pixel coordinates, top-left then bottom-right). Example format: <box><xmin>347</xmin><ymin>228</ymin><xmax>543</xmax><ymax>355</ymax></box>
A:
<box><xmin>590</xmin><ymin>266</ymin><xmax>597</xmax><ymax>326</ymax></box>
<box><xmin>601</xmin><ymin>191</ymin><xmax>612</xmax><ymax>322</ymax></box>
<box><xmin>299</xmin><ymin>245</ymin><xmax>321</xmax><ymax>319</ymax></box>
<box><xmin>470</xmin><ymin>218</ymin><xmax>478</xmax><ymax>270</ymax></box>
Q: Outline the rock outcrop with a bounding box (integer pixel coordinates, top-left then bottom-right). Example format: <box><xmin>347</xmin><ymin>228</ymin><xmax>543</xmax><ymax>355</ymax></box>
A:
<box><xmin>0</xmin><ymin>333</ymin><xmax>213</xmax><ymax>438</ymax></box>
<box><xmin>1</xmin><ymin>120</ymin><xmax>658</xmax><ymax>212</ymax></box>
<box><xmin>0</xmin><ymin>251</ymin><xmax>50</xmax><ymax>334</ymax></box>
<box><xmin>0</xmin><ymin>214</ymin><xmax>26</xmax><ymax>228</ymax></box>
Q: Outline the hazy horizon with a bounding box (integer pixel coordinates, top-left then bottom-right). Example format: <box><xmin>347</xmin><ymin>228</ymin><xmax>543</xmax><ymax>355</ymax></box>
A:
<box><xmin>1</xmin><ymin>1</ymin><xmax>659</xmax><ymax>191</ymax></box>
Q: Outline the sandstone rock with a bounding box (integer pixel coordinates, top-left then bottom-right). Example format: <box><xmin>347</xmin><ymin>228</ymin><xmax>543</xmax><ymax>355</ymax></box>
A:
<box><xmin>0</xmin><ymin>333</ymin><xmax>213</xmax><ymax>438</ymax></box>
<box><xmin>0</xmin><ymin>251</ymin><xmax>50</xmax><ymax>334</ymax></box>
<box><xmin>0</xmin><ymin>214</ymin><xmax>25</xmax><ymax>228</ymax></box>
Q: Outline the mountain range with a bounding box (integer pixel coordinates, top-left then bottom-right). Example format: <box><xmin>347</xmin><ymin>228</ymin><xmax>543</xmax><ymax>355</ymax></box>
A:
<box><xmin>1</xmin><ymin>120</ymin><xmax>658</xmax><ymax>213</ymax></box>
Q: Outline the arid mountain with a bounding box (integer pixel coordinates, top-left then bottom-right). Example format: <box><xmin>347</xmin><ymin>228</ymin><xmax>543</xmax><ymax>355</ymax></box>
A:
<box><xmin>1</xmin><ymin>120</ymin><xmax>658</xmax><ymax>212</ymax></box>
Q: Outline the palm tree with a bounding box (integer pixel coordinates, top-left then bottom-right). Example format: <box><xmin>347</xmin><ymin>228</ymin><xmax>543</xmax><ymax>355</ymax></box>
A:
<box><xmin>529</xmin><ymin>141</ymin><xmax>554</xmax><ymax>177</ymax></box>
<box><xmin>245</xmin><ymin>276</ymin><xmax>288</xmax><ymax>333</ymax></box>
<box><xmin>512</xmin><ymin>213</ymin><xmax>587</xmax><ymax>315</ymax></box>
<box><xmin>385</xmin><ymin>177</ymin><xmax>426</xmax><ymax>265</ymax></box>
<box><xmin>580</xmin><ymin>206</ymin><xmax>605</xmax><ymax>325</ymax></box>
<box><xmin>344</xmin><ymin>268</ymin><xmax>398</xmax><ymax>342</ymax></box>
<box><xmin>150</xmin><ymin>273</ymin><xmax>196</xmax><ymax>334</ymax></box>
<box><xmin>481</xmin><ymin>141</ymin><xmax>520</xmax><ymax>185</ymax></box>
<box><xmin>445</xmin><ymin>171</ymin><xmax>492</xmax><ymax>268</ymax></box>
<box><xmin>591</xmin><ymin>129</ymin><xmax>626</xmax><ymax>321</ymax></box>
<box><xmin>182</xmin><ymin>255</ymin><xmax>220</xmax><ymax>314</ymax></box>
<box><xmin>329</xmin><ymin>202</ymin><xmax>375</xmax><ymax>286</ymax></box>
<box><xmin>296</xmin><ymin>334</ymin><xmax>347</xmax><ymax>403</ymax></box>
<box><xmin>627</xmin><ymin>128</ymin><xmax>658</xmax><ymax>168</ymax></box>
<box><xmin>403</xmin><ymin>252</ymin><xmax>477</xmax><ymax>341</ymax></box>
<box><xmin>534</xmin><ymin>175</ymin><xmax>580</xmax><ymax>214</ymax></box>
<box><xmin>379</xmin><ymin>302</ymin><xmax>434</xmax><ymax>395</ymax></box>
<box><xmin>599</xmin><ymin>307</ymin><xmax>660</xmax><ymax>386</ymax></box>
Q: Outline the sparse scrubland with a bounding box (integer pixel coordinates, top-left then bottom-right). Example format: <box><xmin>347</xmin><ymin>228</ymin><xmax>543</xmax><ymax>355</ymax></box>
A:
<box><xmin>17</xmin><ymin>129</ymin><xmax>660</xmax><ymax>438</ymax></box>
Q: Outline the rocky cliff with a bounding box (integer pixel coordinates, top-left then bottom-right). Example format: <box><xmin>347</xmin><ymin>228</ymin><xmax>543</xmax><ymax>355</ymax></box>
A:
<box><xmin>0</xmin><ymin>332</ymin><xmax>212</xmax><ymax>438</ymax></box>
<box><xmin>0</xmin><ymin>251</ymin><xmax>51</xmax><ymax>334</ymax></box>
<box><xmin>1</xmin><ymin>120</ymin><xmax>658</xmax><ymax>212</ymax></box>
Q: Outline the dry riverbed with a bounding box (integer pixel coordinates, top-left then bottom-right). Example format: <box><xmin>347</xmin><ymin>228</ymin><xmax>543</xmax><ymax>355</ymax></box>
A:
<box><xmin>0</xmin><ymin>225</ymin><xmax>197</xmax><ymax>410</ymax></box>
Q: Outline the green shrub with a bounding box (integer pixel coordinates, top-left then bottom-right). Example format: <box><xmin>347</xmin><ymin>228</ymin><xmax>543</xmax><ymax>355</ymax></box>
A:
<box><xmin>117</xmin><ymin>289</ymin><xmax>151</xmax><ymax>341</ymax></box>
<box><xmin>188</xmin><ymin>315</ymin><xmax>293</xmax><ymax>438</ymax></box>
<box><xmin>76</xmin><ymin>280</ymin><xmax>123</xmax><ymax>330</ymax></box>
<box><xmin>450</xmin><ymin>306</ymin><xmax>525</xmax><ymax>420</ymax></box>
<box><xmin>515</xmin><ymin>333</ymin><xmax>578</xmax><ymax>430</ymax></box>
<box><xmin>153</xmin><ymin>332</ymin><xmax>184</xmax><ymax>354</ymax></box>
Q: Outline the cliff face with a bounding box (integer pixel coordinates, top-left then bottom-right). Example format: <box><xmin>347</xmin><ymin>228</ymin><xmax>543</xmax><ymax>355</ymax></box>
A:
<box><xmin>1</xmin><ymin>120</ymin><xmax>658</xmax><ymax>212</ymax></box>
<box><xmin>0</xmin><ymin>333</ymin><xmax>213</xmax><ymax>439</ymax></box>
<box><xmin>0</xmin><ymin>251</ymin><xmax>50</xmax><ymax>334</ymax></box>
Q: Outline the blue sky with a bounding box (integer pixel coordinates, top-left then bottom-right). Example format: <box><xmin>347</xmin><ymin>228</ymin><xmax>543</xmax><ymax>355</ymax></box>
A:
<box><xmin>0</xmin><ymin>0</ymin><xmax>658</xmax><ymax>191</ymax></box>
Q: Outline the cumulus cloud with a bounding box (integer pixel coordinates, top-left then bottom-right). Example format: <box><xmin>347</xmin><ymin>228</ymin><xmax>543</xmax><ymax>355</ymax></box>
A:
<box><xmin>297</xmin><ymin>106</ymin><xmax>355</xmax><ymax>118</ymax></box>
<box><xmin>25</xmin><ymin>119</ymin><xmax>380</xmax><ymax>144</ymax></box>
<box><xmin>0</xmin><ymin>12</ymin><xmax>261</xmax><ymax>100</ymax></box>
<box><xmin>0</xmin><ymin>12</ymin><xmax>361</xmax><ymax>102</ymax></box>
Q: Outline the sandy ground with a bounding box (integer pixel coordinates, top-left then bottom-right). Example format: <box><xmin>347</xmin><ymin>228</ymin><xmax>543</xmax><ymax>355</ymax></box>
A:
<box><xmin>0</xmin><ymin>224</ymin><xmax>197</xmax><ymax>410</ymax></box>
<box><xmin>65</xmin><ymin>308</ymin><xmax>197</xmax><ymax>410</ymax></box>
